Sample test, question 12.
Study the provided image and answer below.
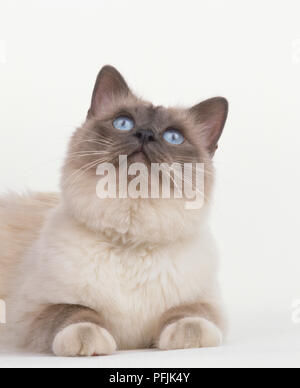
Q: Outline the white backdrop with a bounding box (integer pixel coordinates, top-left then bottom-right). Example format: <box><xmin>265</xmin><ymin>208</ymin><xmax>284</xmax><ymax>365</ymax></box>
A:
<box><xmin>0</xmin><ymin>0</ymin><xmax>300</xmax><ymax>367</ymax></box>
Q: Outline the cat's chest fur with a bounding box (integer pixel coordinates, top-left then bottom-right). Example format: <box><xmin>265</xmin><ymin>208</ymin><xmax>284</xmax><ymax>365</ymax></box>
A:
<box><xmin>17</xmin><ymin>206</ymin><xmax>218</xmax><ymax>349</ymax></box>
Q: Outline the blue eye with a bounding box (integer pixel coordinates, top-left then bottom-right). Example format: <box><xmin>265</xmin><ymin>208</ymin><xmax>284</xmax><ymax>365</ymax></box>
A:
<box><xmin>113</xmin><ymin>116</ymin><xmax>135</xmax><ymax>131</ymax></box>
<box><xmin>163</xmin><ymin>129</ymin><xmax>184</xmax><ymax>145</ymax></box>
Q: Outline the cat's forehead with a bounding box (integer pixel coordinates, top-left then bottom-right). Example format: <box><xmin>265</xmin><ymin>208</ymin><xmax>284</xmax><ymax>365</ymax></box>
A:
<box><xmin>120</xmin><ymin>101</ymin><xmax>188</xmax><ymax>129</ymax></box>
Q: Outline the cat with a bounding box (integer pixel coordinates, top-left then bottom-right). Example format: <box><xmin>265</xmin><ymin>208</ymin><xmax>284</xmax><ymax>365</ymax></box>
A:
<box><xmin>0</xmin><ymin>66</ymin><xmax>228</xmax><ymax>356</ymax></box>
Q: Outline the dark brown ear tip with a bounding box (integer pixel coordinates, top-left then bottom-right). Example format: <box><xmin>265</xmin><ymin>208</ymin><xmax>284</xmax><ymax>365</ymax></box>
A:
<box><xmin>191</xmin><ymin>96</ymin><xmax>229</xmax><ymax>113</ymax></box>
<box><xmin>212</xmin><ymin>97</ymin><xmax>229</xmax><ymax>124</ymax></box>
<box><xmin>218</xmin><ymin>98</ymin><xmax>229</xmax><ymax>130</ymax></box>
<box><xmin>89</xmin><ymin>65</ymin><xmax>130</xmax><ymax>117</ymax></box>
<box><xmin>221</xmin><ymin>97</ymin><xmax>229</xmax><ymax>119</ymax></box>
<box><xmin>100</xmin><ymin>64</ymin><xmax>115</xmax><ymax>72</ymax></box>
<box><xmin>211</xmin><ymin>97</ymin><xmax>229</xmax><ymax>111</ymax></box>
<box><xmin>98</xmin><ymin>65</ymin><xmax>122</xmax><ymax>78</ymax></box>
<box><xmin>221</xmin><ymin>97</ymin><xmax>229</xmax><ymax>111</ymax></box>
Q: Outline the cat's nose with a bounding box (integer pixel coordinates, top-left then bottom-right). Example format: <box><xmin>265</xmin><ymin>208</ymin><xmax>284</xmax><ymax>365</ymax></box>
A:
<box><xmin>134</xmin><ymin>129</ymin><xmax>155</xmax><ymax>143</ymax></box>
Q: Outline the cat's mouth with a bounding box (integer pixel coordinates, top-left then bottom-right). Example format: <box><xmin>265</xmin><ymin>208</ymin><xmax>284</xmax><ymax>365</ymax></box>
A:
<box><xmin>128</xmin><ymin>147</ymin><xmax>151</xmax><ymax>164</ymax></box>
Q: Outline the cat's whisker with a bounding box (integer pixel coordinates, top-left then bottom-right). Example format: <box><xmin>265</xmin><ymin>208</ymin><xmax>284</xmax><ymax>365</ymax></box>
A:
<box><xmin>176</xmin><ymin>161</ymin><xmax>215</xmax><ymax>178</ymax></box>
<box><xmin>66</xmin><ymin>151</ymin><xmax>111</xmax><ymax>159</ymax></box>
<box><xmin>72</xmin><ymin>139</ymin><xmax>114</xmax><ymax>149</ymax></box>
<box><xmin>169</xmin><ymin>167</ymin><xmax>207</xmax><ymax>199</ymax></box>
<box><xmin>71</xmin><ymin>135</ymin><xmax>114</xmax><ymax>148</ymax></box>
<box><xmin>65</xmin><ymin>156</ymin><xmax>113</xmax><ymax>187</ymax></box>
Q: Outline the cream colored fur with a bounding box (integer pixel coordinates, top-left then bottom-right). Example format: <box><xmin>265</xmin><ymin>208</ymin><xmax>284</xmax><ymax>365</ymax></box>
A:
<box><xmin>0</xmin><ymin>192</ymin><xmax>58</xmax><ymax>299</ymax></box>
<box><xmin>0</xmin><ymin>189</ymin><xmax>224</xmax><ymax>353</ymax></box>
<box><xmin>52</xmin><ymin>323</ymin><xmax>117</xmax><ymax>357</ymax></box>
<box><xmin>158</xmin><ymin>317</ymin><xmax>223</xmax><ymax>350</ymax></box>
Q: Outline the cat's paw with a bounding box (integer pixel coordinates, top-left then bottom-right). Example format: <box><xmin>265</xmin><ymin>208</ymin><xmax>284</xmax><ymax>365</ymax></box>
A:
<box><xmin>158</xmin><ymin>317</ymin><xmax>222</xmax><ymax>350</ymax></box>
<box><xmin>52</xmin><ymin>322</ymin><xmax>117</xmax><ymax>357</ymax></box>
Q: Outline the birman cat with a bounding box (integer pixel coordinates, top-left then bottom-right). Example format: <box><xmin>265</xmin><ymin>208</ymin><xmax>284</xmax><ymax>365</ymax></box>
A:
<box><xmin>0</xmin><ymin>66</ymin><xmax>228</xmax><ymax>356</ymax></box>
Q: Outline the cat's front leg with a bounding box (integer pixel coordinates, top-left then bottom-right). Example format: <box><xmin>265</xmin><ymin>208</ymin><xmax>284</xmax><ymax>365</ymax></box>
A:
<box><xmin>26</xmin><ymin>304</ymin><xmax>117</xmax><ymax>357</ymax></box>
<box><xmin>155</xmin><ymin>303</ymin><xmax>224</xmax><ymax>350</ymax></box>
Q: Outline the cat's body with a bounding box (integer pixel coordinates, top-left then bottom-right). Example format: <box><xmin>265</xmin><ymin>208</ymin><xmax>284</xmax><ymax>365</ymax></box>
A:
<box><xmin>1</xmin><ymin>195</ymin><xmax>223</xmax><ymax>352</ymax></box>
<box><xmin>0</xmin><ymin>66</ymin><xmax>228</xmax><ymax>355</ymax></box>
<box><xmin>0</xmin><ymin>192</ymin><xmax>59</xmax><ymax>300</ymax></box>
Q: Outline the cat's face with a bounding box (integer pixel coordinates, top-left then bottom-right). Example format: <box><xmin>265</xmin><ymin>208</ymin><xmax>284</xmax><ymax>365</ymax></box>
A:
<box><xmin>80</xmin><ymin>102</ymin><xmax>200</xmax><ymax>168</ymax></box>
<box><xmin>63</xmin><ymin>66</ymin><xmax>228</xmax><ymax>201</ymax></box>
<box><xmin>61</xmin><ymin>66</ymin><xmax>228</xmax><ymax>241</ymax></box>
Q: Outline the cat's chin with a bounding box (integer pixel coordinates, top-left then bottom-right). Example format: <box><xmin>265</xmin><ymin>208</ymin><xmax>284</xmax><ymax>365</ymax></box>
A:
<box><xmin>61</xmin><ymin>171</ymin><xmax>209</xmax><ymax>245</ymax></box>
<box><xmin>128</xmin><ymin>150</ymin><xmax>149</xmax><ymax>164</ymax></box>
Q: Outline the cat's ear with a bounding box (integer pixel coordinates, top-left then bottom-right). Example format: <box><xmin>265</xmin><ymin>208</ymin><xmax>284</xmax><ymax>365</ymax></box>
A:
<box><xmin>190</xmin><ymin>97</ymin><xmax>228</xmax><ymax>155</ymax></box>
<box><xmin>88</xmin><ymin>65</ymin><xmax>131</xmax><ymax>118</ymax></box>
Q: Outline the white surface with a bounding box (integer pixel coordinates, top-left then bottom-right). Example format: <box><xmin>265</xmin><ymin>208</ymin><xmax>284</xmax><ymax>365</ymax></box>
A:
<box><xmin>0</xmin><ymin>0</ymin><xmax>300</xmax><ymax>368</ymax></box>
<box><xmin>1</xmin><ymin>312</ymin><xmax>300</xmax><ymax>368</ymax></box>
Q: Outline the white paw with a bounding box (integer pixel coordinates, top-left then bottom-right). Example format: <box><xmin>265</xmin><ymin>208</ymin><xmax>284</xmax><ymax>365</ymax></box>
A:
<box><xmin>158</xmin><ymin>317</ymin><xmax>222</xmax><ymax>350</ymax></box>
<box><xmin>52</xmin><ymin>322</ymin><xmax>117</xmax><ymax>357</ymax></box>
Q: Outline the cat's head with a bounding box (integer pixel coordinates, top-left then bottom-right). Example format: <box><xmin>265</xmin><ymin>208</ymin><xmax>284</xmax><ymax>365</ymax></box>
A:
<box><xmin>61</xmin><ymin>66</ymin><xmax>228</xmax><ymax>243</ymax></box>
